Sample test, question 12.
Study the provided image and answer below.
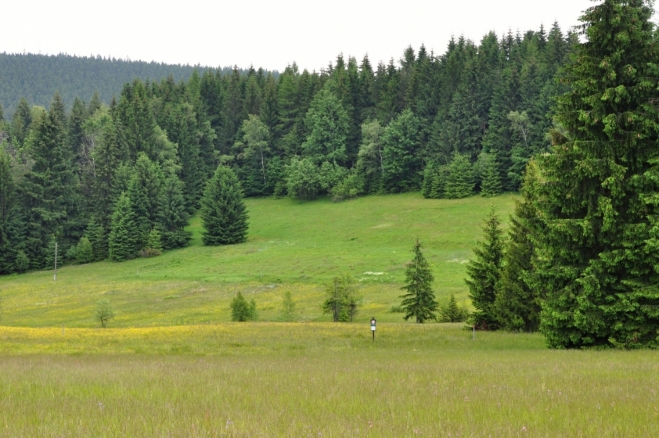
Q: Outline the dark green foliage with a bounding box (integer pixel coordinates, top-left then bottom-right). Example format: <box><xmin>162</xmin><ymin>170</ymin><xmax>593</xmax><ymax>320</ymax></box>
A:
<box><xmin>0</xmin><ymin>148</ymin><xmax>21</xmax><ymax>274</ymax></box>
<box><xmin>356</xmin><ymin>119</ymin><xmax>384</xmax><ymax>194</ymax></box>
<box><xmin>21</xmin><ymin>95</ymin><xmax>80</xmax><ymax>269</ymax></box>
<box><xmin>444</xmin><ymin>153</ymin><xmax>474</xmax><ymax>199</ymax></box>
<box><xmin>302</xmin><ymin>88</ymin><xmax>350</xmax><ymax>165</ymax></box>
<box><xmin>381</xmin><ymin>110</ymin><xmax>422</xmax><ymax>193</ymax></box>
<box><xmin>479</xmin><ymin>153</ymin><xmax>502</xmax><ymax>197</ymax></box>
<box><xmin>399</xmin><ymin>240</ymin><xmax>438</xmax><ymax>323</ymax></box>
<box><xmin>466</xmin><ymin>207</ymin><xmax>505</xmax><ymax>330</ymax></box>
<box><xmin>200</xmin><ymin>166</ymin><xmax>249</xmax><ymax>246</ymax></box>
<box><xmin>532</xmin><ymin>0</ymin><xmax>659</xmax><ymax>349</ymax></box>
<box><xmin>322</xmin><ymin>275</ymin><xmax>360</xmax><ymax>322</ymax></box>
<box><xmin>85</xmin><ymin>216</ymin><xmax>108</xmax><ymax>262</ymax></box>
<box><xmin>157</xmin><ymin>175</ymin><xmax>191</xmax><ymax>250</ymax></box>
<box><xmin>230</xmin><ymin>292</ymin><xmax>257</xmax><ymax>322</ymax></box>
<box><xmin>75</xmin><ymin>237</ymin><xmax>93</xmax><ymax>264</ymax></box>
<box><xmin>438</xmin><ymin>294</ymin><xmax>469</xmax><ymax>323</ymax></box>
<box><xmin>494</xmin><ymin>172</ymin><xmax>540</xmax><ymax>332</ymax></box>
<box><xmin>127</xmin><ymin>154</ymin><xmax>163</xmax><ymax>249</ymax></box>
<box><xmin>108</xmin><ymin>192</ymin><xmax>140</xmax><ymax>261</ymax></box>
<box><xmin>285</xmin><ymin>157</ymin><xmax>323</xmax><ymax>201</ymax></box>
<box><xmin>140</xmin><ymin>229</ymin><xmax>162</xmax><ymax>257</ymax></box>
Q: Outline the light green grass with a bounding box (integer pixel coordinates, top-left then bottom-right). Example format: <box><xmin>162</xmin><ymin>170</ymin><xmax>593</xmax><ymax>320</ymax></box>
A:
<box><xmin>0</xmin><ymin>193</ymin><xmax>516</xmax><ymax>327</ymax></box>
<box><xmin>0</xmin><ymin>324</ymin><xmax>657</xmax><ymax>437</ymax></box>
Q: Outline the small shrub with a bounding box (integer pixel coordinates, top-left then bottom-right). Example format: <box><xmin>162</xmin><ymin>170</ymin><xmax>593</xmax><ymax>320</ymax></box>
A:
<box><xmin>438</xmin><ymin>294</ymin><xmax>470</xmax><ymax>323</ymax></box>
<box><xmin>330</xmin><ymin>170</ymin><xmax>364</xmax><ymax>202</ymax></box>
<box><xmin>76</xmin><ymin>237</ymin><xmax>93</xmax><ymax>264</ymax></box>
<box><xmin>390</xmin><ymin>305</ymin><xmax>404</xmax><ymax>313</ymax></box>
<box><xmin>231</xmin><ymin>292</ymin><xmax>257</xmax><ymax>322</ymax></box>
<box><xmin>96</xmin><ymin>299</ymin><xmax>115</xmax><ymax>328</ymax></box>
<box><xmin>140</xmin><ymin>229</ymin><xmax>163</xmax><ymax>257</ymax></box>
<box><xmin>279</xmin><ymin>291</ymin><xmax>296</xmax><ymax>321</ymax></box>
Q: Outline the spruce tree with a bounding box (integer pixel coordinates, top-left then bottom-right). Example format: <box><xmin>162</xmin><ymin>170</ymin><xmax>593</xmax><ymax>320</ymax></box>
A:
<box><xmin>302</xmin><ymin>88</ymin><xmax>350</xmax><ymax>165</ymax></box>
<box><xmin>108</xmin><ymin>192</ymin><xmax>140</xmax><ymax>261</ymax></box>
<box><xmin>444</xmin><ymin>153</ymin><xmax>474</xmax><ymax>199</ymax></box>
<box><xmin>399</xmin><ymin>239</ymin><xmax>438</xmax><ymax>323</ymax></box>
<box><xmin>85</xmin><ymin>216</ymin><xmax>107</xmax><ymax>262</ymax></box>
<box><xmin>381</xmin><ymin>109</ymin><xmax>422</xmax><ymax>193</ymax></box>
<box><xmin>480</xmin><ymin>153</ymin><xmax>502</xmax><ymax>197</ymax></box>
<box><xmin>75</xmin><ymin>236</ymin><xmax>93</xmax><ymax>264</ymax></box>
<box><xmin>465</xmin><ymin>207</ymin><xmax>505</xmax><ymax>329</ymax></box>
<box><xmin>200</xmin><ymin>165</ymin><xmax>249</xmax><ymax>245</ymax></box>
<box><xmin>127</xmin><ymin>154</ymin><xmax>163</xmax><ymax>249</ymax></box>
<box><xmin>532</xmin><ymin>0</ymin><xmax>659</xmax><ymax>348</ymax></box>
<box><xmin>22</xmin><ymin>95</ymin><xmax>79</xmax><ymax>269</ymax></box>
<box><xmin>0</xmin><ymin>148</ymin><xmax>20</xmax><ymax>274</ymax></box>
<box><xmin>157</xmin><ymin>175</ymin><xmax>191</xmax><ymax>250</ymax></box>
<box><xmin>494</xmin><ymin>170</ymin><xmax>540</xmax><ymax>332</ymax></box>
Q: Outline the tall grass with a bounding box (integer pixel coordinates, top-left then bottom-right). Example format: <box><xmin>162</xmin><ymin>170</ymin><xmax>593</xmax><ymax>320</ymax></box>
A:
<box><xmin>0</xmin><ymin>324</ymin><xmax>656</xmax><ymax>436</ymax></box>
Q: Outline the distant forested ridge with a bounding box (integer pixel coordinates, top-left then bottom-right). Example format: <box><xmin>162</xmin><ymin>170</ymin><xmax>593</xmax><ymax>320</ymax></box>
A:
<box><xmin>0</xmin><ymin>53</ymin><xmax>255</xmax><ymax>116</ymax></box>
<box><xmin>0</xmin><ymin>23</ymin><xmax>575</xmax><ymax>275</ymax></box>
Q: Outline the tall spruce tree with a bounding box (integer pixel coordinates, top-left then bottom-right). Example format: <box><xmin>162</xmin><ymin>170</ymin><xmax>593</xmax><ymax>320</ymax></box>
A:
<box><xmin>108</xmin><ymin>192</ymin><xmax>140</xmax><ymax>261</ymax></box>
<box><xmin>533</xmin><ymin>0</ymin><xmax>659</xmax><ymax>348</ymax></box>
<box><xmin>494</xmin><ymin>164</ymin><xmax>541</xmax><ymax>331</ymax></box>
<box><xmin>399</xmin><ymin>239</ymin><xmax>438</xmax><ymax>323</ymax></box>
<box><xmin>21</xmin><ymin>95</ymin><xmax>79</xmax><ymax>268</ymax></box>
<box><xmin>157</xmin><ymin>174</ymin><xmax>191</xmax><ymax>249</ymax></box>
<box><xmin>465</xmin><ymin>207</ymin><xmax>505</xmax><ymax>329</ymax></box>
<box><xmin>479</xmin><ymin>152</ymin><xmax>502</xmax><ymax>197</ymax></box>
<box><xmin>200</xmin><ymin>165</ymin><xmax>249</xmax><ymax>245</ymax></box>
<box><xmin>444</xmin><ymin>153</ymin><xmax>474</xmax><ymax>199</ymax></box>
<box><xmin>381</xmin><ymin>109</ymin><xmax>422</xmax><ymax>193</ymax></box>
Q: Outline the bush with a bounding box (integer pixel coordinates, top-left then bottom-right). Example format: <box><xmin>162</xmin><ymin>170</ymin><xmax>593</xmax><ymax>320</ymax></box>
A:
<box><xmin>323</xmin><ymin>275</ymin><xmax>360</xmax><ymax>322</ymax></box>
<box><xmin>330</xmin><ymin>170</ymin><xmax>364</xmax><ymax>202</ymax></box>
<box><xmin>279</xmin><ymin>291</ymin><xmax>296</xmax><ymax>321</ymax></box>
<box><xmin>231</xmin><ymin>292</ymin><xmax>257</xmax><ymax>322</ymax></box>
<box><xmin>96</xmin><ymin>299</ymin><xmax>115</xmax><ymax>328</ymax></box>
<box><xmin>438</xmin><ymin>294</ymin><xmax>470</xmax><ymax>323</ymax></box>
<box><xmin>139</xmin><ymin>229</ymin><xmax>162</xmax><ymax>257</ymax></box>
<box><xmin>76</xmin><ymin>237</ymin><xmax>93</xmax><ymax>264</ymax></box>
<box><xmin>14</xmin><ymin>251</ymin><xmax>29</xmax><ymax>273</ymax></box>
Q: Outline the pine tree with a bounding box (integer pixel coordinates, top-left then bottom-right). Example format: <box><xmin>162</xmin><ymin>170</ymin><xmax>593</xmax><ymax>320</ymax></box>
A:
<box><xmin>0</xmin><ymin>148</ymin><xmax>20</xmax><ymax>274</ymax></box>
<box><xmin>399</xmin><ymin>239</ymin><xmax>438</xmax><ymax>323</ymax></box>
<box><xmin>85</xmin><ymin>216</ymin><xmax>107</xmax><ymax>262</ymax></box>
<box><xmin>444</xmin><ymin>153</ymin><xmax>474</xmax><ymax>199</ymax></box>
<box><xmin>532</xmin><ymin>0</ymin><xmax>659</xmax><ymax>348</ymax></box>
<box><xmin>465</xmin><ymin>207</ymin><xmax>505</xmax><ymax>329</ymax></box>
<box><xmin>302</xmin><ymin>88</ymin><xmax>350</xmax><ymax>165</ymax></box>
<box><xmin>22</xmin><ymin>95</ymin><xmax>79</xmax><ymax>269</ymax></box>
<box><xmin>108</xmin><ymin>192</ymin><xmax>140</xmax><ymax>261</ymax></box>
<box><xmin>75</xmin><ymin>236</ymin><xmax>93</xmax><ymax>264</ymax></box>
<box><xmin>494</xmin><ymin>170</ymin><xmax>540</xmax><ymax>332</ymax></box>
<box><xmin>200</xmin><ymin>165</ymin><xmax>249</xmax><ymax>245</ymax></box>
<box><xmin>157</xmin><ymin>175</ymin><xmax>191</xmax><ymax>250</ymax></box>
<box><xmin>381</xmin><ymin>109</ymin><xmax>422</xmax><ymax>193</ymax></box>
<box><xmin>127</xmin><ymin>154</ymin><xmax>163</xmax><ymax>249</ymax></box>
<box><xmin>479</xmin><ymin>153</ymin><xmax>502</xmax><ymax>197</ymax></box>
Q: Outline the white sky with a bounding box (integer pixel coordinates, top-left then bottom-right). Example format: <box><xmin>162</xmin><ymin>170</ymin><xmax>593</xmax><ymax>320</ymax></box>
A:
<box><xmin>5</xmin><ymin>0</ymin><xmax>598</xmax><ymax>72</ymax></box>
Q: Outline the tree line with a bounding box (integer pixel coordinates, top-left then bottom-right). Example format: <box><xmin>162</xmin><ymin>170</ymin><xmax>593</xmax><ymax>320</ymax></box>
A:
<box><xmin>0</xmin><ymin>52</ymin><xmax>250</xmax><ymax>117</ymax></box>
<box><xmin>0</xmin><ymin>23</ymin><xmax>575</xmax><ymax>276</ymax></box>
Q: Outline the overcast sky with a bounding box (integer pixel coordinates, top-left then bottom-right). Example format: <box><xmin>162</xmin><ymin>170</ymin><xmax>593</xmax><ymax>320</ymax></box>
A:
<box><xmin>5</xmin><ymin>0</ymin><xmax>598</xmax><ymax>72</ymax></box>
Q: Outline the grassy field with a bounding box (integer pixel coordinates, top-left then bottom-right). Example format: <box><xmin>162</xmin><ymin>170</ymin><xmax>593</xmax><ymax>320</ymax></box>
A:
<box><xmin>1</xmin><ymin>194</ymin><xmax>657</xmax><ymax>436</ymax></box>
<box><xmin>0</xmin><ymin>324</ymin><xmax>657</xmax><ymax>437</ymax></box>
<box><xmin>0</xmin><ymin>193</ymin><xmax>517</xmax><ymax>327</ymax></box>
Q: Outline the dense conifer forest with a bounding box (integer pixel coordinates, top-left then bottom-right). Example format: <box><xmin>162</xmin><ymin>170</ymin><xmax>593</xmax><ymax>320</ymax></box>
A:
<box><xmin>0</xmin><ymin>23</ymin><xmax>574</xmax><ymax>277</ymax></box>
<box><xmin>0</xmin><ymin>53</ymin><xmax>250</xmax><ymax>116</ymax></box>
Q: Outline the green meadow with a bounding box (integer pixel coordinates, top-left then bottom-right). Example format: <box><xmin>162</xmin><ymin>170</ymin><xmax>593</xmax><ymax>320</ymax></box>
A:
<box><xmin>1</xmin><ymin>193</ymin><xmax>657</xmax><ymax>437</ymax></box>
<box><xmin>0</xmin><ymin>193</ymin><xmax>516</xmax><ymax>327</ymax></box>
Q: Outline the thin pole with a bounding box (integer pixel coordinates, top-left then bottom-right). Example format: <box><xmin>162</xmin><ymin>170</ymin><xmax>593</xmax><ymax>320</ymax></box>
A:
<box><xmin>54</xmin><ymin>242</ymin><xmax>58</xmax><ymax>281</ymax></box>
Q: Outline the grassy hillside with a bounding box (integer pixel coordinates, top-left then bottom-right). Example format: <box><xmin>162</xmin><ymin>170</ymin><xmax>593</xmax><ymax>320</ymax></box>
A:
<box><xmin>0</xmin><ymin>193</ymin><xmax>517</xmax><ymax>327</ymax></box>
